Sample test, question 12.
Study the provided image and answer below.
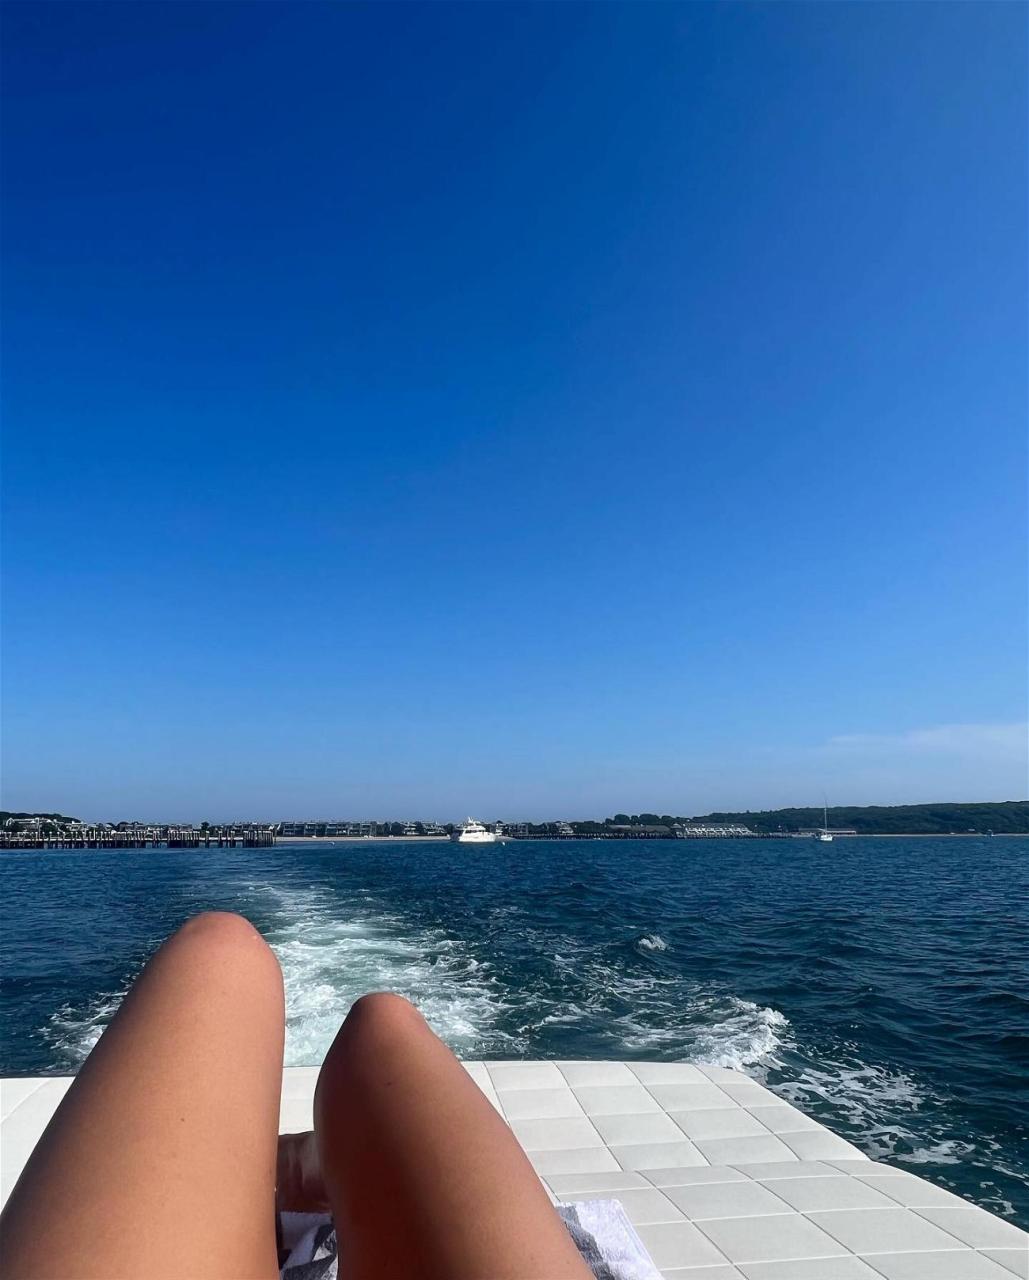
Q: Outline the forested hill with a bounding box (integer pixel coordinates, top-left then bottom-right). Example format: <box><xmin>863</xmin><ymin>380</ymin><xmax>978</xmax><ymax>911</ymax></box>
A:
<box><xmin>691</xmin><ymin>801</ymin><xmax>1029</xmax><ymax>835</ymax></box>
<box><xmin>0</xmin><ymin>811</ymin><xmax>80</xmax><ymax>824</ymax></box>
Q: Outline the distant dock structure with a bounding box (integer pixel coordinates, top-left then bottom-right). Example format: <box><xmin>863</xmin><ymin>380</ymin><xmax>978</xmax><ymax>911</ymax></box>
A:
<box><xmin>582</xmin><ymin>823</ymin><xmax>755</xmax><ymax>840</ymax></box>
<box><xmin>0</xmin><ymin>820</ymin><xmax>275</xmax><ymax>850</ymax></box>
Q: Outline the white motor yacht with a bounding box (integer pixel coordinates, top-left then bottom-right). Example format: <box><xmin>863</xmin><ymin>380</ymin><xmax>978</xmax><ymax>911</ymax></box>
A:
<box><xmin>451</xmin><ymin>818</ymin><xmax>501</xmax><ymax>844</ymax></box>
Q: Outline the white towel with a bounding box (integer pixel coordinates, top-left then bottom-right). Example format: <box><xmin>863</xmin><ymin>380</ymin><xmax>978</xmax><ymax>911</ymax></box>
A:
<box><xmin>557</xmin><ymin>1200</ymin><xmax>664</xmax><ymax>1280</ymax></box>
<box><xmin>279</xmin><ymin>1199</ymin><xmax>662</xmax><ymax>1279</ymax></box>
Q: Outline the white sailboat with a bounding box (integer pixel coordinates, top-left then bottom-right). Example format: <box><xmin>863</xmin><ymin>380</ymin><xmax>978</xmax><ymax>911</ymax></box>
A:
<box><xmin>815</xmin><ymin>803</ymin><xmax>833</xmax><ymax>842</ymax></box>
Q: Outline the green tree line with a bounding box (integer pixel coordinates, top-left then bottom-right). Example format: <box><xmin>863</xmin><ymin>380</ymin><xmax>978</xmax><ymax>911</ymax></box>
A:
<box><xmin>683</xmin><ymin>801</ymin><xmax>1028</xmax><ymax>834</ymax></box>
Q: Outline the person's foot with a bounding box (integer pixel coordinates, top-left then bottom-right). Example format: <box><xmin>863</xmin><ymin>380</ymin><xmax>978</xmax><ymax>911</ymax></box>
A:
<box><xmin>276</xmin><ymin>1131</ymin><xmax>330</xmax><ymax>1212</ymax></box>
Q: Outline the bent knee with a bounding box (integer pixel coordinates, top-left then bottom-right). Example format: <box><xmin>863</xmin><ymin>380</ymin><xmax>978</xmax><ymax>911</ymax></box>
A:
<box><xmin>342</xmin><ymin>992</ymin><xmax>424</xmax><ymax>1041</ymax></box>
<box><xmin>170</xmin><ymin>911</ymin><xmax>280</xmax><ymax>974</ymax></box>
<box><xmin>349</xmin><ymin>991</ymin><xmax>421</xmax><ymax>1024</ymax></box>
<box><xmin>177</xmin><ymin>909</ymin><xmax>264</xmax><ymax>946</ymax></box>
<box><xmin>318</xmin><ymin>994</ymin><xmax>431</xmax><ymax>1099</ymax></box>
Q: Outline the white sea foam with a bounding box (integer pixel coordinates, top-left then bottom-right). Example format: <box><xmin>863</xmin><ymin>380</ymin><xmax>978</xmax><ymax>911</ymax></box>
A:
<box><xmin>275</xmin><ymin>895</ymin><xmax>790</xmax><ymax>1073</ymax></box>
<box><xmin>762</xmin><ymin>1051</ymin><xmax>971</xmax><ymax>1172</ymax></box>
<box><xmin>775</xmin><ymin>1059</ymin><xmax>925</xmax><ymax>1131</ymax></box>
<box><xmin>611</xmin><ymin>992</ymin><xmax>789</xmax><ymax>1066</ymax></box>
<box><xmin>44</xmin><ymin>886</ymin><xmax>520</xmax><ymax>1069</ymax></box>
<box><xmin>895</xmin><ymin>1139</ymin><xmax>976</xmax><ymax>1166</ymax></box>
<box><xmin>694</xmin><ymin>1001</ymin><xmax>790</xmax><ymax>1070</ymax></box>
<box><xmin>542</xmin><ymin>936</ymin><xmax>790</xmax><ymax>1068</ymax></box>
<box><xmin>45</xmin><ymin>992</ymin><xmax>127</xmax><ymax>1066</ymax></box>
<box><xmin>266</xmin><ymin>895</ymin><xmax>518</xmax><ymax>1065</ymax></box>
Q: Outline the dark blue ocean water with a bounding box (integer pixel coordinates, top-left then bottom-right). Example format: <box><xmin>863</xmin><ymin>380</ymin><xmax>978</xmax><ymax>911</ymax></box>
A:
<box><xmin>1</xmin><ymin>837</ymin><xmax>1026</xmax><ymax>1224</ymax></box>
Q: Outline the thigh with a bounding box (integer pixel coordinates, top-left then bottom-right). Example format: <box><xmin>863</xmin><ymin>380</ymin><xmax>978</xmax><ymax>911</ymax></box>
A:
<box><xmin>0</xmin><ymin>912</ymin><xmax>285</xmax><ymax>1280</ymax></box>
<box><xmin>314</xmin><ymin>994</ymin><xmax>591</xmax><ymax>1280</ymax></box>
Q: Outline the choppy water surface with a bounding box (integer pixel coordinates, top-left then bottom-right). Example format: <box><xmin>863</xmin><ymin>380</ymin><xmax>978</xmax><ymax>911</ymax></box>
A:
<box><xmin>1</xmin><ymin>837</ymin><xmax>1026</xmax><ymax>1223</ymax></box>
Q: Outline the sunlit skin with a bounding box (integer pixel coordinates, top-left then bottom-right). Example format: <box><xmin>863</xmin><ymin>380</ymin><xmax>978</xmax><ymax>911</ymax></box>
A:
<box><xmin>0</xmin><ymin>914</ymin><xmax>591</xmax><ymax>1280</ymax></box>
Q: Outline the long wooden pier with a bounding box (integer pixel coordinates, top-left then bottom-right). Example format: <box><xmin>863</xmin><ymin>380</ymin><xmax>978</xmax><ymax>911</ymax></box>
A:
<box><xmin>0</xmin><ymin>825</ymin><xmax>275</xmax><ymax>850</ymax></box>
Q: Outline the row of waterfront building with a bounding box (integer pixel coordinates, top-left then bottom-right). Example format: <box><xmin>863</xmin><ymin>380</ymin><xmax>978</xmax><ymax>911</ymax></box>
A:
<box><xmin>276</xmin><ymin>820</ymin><xmax>447</xmax><ymax>838</ymax></box>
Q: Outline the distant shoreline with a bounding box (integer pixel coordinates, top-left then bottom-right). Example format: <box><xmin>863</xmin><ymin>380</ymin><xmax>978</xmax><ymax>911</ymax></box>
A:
<box><xmin>273</xmin><ymin>832</ymin><xmax>1027</xmax><ymax>843</ymax></box>
<box><xmin>775</xmin><ymin>832</ymin><xmax>1027</xmax><ymax>839</ymax></box>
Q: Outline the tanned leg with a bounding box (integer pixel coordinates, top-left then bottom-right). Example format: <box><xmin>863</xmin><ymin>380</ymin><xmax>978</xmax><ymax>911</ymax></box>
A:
<box><xmin>313</xmin><ymin>993</ymin><xmax>591</xmax><ymax>1280</ymax></box>
<box><xmin>0</xmin><ymin>912</ymin><xmax>284</xmax><ymax>1280</ymax></box>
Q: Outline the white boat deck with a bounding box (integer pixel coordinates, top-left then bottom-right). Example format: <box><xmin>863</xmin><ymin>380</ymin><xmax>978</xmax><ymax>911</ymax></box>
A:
<box><xmin>2</xmin><ymin>1061</ymin><xmax>1026</xmax><ymax>1278</ymax></box>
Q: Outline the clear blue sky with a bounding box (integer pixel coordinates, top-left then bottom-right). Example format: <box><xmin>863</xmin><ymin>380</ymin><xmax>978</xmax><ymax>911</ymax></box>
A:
<box><xmin>2</xmin><ymin>2</ymin><xmax>1025</xmax><ymax>820</ymax></box>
